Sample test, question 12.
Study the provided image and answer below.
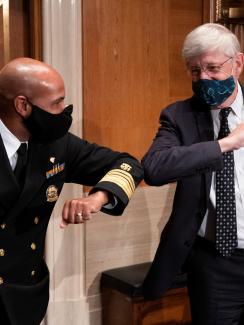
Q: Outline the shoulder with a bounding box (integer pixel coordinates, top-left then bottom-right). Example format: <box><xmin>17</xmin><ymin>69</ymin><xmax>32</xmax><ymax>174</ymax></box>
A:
<box><xmin>46</xmin><ymin>133</ymin><xmax>86</xmax><ymax>156</ymax></box>
<box><xmin>49</xmin><ymin>132</ymin><xmax>86</xmax><ymax>147</ymax></box>
<box><xmin>159</xmin><ymin>97</ymin><xmax>195</xmax><ymax>120</ymax></box>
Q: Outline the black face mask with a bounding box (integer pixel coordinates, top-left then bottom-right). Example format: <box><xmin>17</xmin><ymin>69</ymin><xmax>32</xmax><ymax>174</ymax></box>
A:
<box><xmin>24</xmin><ymin>103</ymin><xmax>73</xmax><ymax>143</ymax></box>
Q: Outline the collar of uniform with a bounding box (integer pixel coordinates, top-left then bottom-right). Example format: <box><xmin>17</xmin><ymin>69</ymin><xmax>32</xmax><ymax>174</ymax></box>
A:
<box><xmin>0</xmin><ymin>118</ymin><xmax>22</xmax><ymax>161</ymax></box>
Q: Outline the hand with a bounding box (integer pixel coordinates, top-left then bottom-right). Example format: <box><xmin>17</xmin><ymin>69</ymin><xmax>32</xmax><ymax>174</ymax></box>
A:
<box><xmin>60</xmin><ymin>191</ymin><xmax>109</xmax><ymax>228</ymax></box>
<box><xmin>218</xmin><ymin>123</ymin><xmax>244</xmax><ymax>152</ymax></box>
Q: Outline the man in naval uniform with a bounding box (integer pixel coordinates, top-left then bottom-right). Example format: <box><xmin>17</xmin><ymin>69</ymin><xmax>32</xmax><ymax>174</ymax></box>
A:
<box><xmin>0</xmin><ymin>57</ymin><xmax>143</xmax><ymax>324</ymax></box>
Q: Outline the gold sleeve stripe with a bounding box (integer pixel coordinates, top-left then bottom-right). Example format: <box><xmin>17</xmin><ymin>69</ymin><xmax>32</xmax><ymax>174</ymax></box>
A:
<box><xmin>107</xmin><ymin>170</ymin><xmax>135</xmax><ymax>193</ymax></box>
<box><xmin>98</xmin><ymin>169</ymin><xmax>136</xmax><ymax>199</ymax></box>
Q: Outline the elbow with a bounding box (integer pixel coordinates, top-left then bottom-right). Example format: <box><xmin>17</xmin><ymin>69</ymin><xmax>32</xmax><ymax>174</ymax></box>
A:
<box><xmin>142</xmin><ymin>158</ymin><xmax>162</xmax><ymax>186</ymax></box>
<box><xmin>144</xmin><ymin>172</ymin><xmax>162</xmax><ymax>186</ymax></box>
<box><xmin>143</xmin><ymin>165</ymin><xmax>169</xmax><ymax>186</ymax></box>
<box><xmin>142</xmin><ymin>159</ymin><xmax>176</xmax><ymax>186</ymax></box>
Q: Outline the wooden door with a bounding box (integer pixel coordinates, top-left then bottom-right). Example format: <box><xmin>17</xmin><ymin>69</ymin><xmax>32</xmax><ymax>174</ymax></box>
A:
<box><xmin>83</xmin><ymin>0</ymin><xmax>210</xmax><ymax>160</ymax></box>
<box><xmin>0</xmin><ymin>0</ymin><xmax>42</xmax><ymax>69</ymax></box>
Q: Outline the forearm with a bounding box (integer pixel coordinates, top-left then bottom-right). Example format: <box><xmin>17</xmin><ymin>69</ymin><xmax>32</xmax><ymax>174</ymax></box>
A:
<box><xmin>143</xmin><ymin>140</ymin><xmax>223</xmax><ymax>186</ymax></box>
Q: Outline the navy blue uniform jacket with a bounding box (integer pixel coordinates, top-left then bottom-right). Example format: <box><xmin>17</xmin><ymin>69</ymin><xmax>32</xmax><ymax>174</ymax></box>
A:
<box><xmin>0</xmin><ymin>132</ymin><xmax>143</xmax><ymax>324</ymax></box>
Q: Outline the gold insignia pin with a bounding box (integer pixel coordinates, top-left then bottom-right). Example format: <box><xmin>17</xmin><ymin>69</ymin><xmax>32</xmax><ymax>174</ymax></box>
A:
<box><xmin>46</xmin><ymin>185</ymin><xmax>59</xmax><ymax>202</ymax></box>
<box><xmin>120</xmin><ymin>163</ymin><xmax>132</xmax><ymax>172</ymax></box>
<box><xmin>50</xmin><ymin>157</ymin><xmax>55</xmax><ymax>163</ymax></box>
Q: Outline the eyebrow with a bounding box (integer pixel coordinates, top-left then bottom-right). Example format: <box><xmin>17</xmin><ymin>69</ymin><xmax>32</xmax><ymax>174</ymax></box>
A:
<box><xmin>52</xmin><ymin>96</ymin><xmax>65</xmax><ymax>104</ymax></box>
<box><xmin>190</xmin><ymin>61</ymin><xmax>219</xmax><ymax>66</ymax></box>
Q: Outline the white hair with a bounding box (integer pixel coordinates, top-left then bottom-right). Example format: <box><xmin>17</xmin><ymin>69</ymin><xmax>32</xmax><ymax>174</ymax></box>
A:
<box><xmin>182</xmin><ymin>23</ymin><xmax>241</xmax><ymax>61</ymax></box>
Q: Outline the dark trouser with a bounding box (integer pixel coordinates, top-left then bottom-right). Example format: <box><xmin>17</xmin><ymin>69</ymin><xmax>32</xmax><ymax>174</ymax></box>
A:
<box><xmin>0</xmin><ymin>298</ymin><xmax>11</xmax><ymax>324</ymax></box>
<box><xmin>187</xmin><ymin>236</ymin><xmax>244</xmax><ymax>325</ymax></box>
<box><xmin>0</xmin><ymin>297</ymin><xmax>41</xmax><ymax>324</ymax></box>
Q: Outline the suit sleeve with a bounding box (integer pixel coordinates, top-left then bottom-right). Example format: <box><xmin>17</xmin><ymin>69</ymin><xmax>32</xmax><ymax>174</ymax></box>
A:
<box><xmin>65</xmin><ymin>133</ymin><xmax>143</xmax><ymax>215</ymax></box>
<box><xmin>142</xmin><ymin>106</ymin><xmax>223</xmax><ymax>186</ymax></box>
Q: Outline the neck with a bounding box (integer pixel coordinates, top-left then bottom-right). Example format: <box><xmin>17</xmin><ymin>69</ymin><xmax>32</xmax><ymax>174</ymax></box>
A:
<box><xmin>0</xmin><ymin>115</ymin><xmax>30</xmax><ymax>141</ymax></box>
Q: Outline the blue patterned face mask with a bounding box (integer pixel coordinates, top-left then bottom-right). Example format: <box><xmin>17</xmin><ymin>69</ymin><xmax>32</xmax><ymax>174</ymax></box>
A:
<box><xmin>192</xmin><ymin>75</ymin><xmax>236</xmax><ymax>107</ymax></box>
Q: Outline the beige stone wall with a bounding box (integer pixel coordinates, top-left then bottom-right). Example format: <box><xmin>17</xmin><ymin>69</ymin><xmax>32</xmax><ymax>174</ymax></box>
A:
<box><xmin>86</xmin><ymin>185</ymin><xmax>175</xmax><ymax>324</ymax></box>
<box><xmin>43</xmin><ymin>185</ymin><xmax>175</xmax><ymax>325</ymax></box>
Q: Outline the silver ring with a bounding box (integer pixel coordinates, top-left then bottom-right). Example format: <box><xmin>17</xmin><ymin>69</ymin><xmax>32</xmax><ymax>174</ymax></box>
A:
<box><xmin>76</xmin><ymin>212</ymin><xmax>83</xmax><ymax>221</ymax></box>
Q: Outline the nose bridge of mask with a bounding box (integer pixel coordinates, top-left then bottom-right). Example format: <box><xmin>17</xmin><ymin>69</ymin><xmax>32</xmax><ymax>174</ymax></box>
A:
<box><xmin>64</xmin><ymin>104</ymin><xmax>73</xmax><ymax>114</ymax></box>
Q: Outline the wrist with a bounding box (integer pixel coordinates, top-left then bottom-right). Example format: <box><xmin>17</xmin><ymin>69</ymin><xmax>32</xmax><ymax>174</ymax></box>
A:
<box><xmin>91</xmin><ymin>190</ymin><xmax>109</xmax><ymax>206</ymax></box>
<box><xmin>218</xmin><ymin>137</ymin><xmax>239</xmax><ymax>152</ymax></box>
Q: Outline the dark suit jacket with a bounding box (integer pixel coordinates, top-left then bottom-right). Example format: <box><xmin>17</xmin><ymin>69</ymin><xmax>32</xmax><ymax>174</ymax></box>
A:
<box><xmin>0</xmin><ymin>132</ymin><xmax>143</xmax><ymax>325</ymax></box>
<box><xmin>142</xmin><ymin>95</ymin><xmax>225</xmax><ymax>300</ymax></box>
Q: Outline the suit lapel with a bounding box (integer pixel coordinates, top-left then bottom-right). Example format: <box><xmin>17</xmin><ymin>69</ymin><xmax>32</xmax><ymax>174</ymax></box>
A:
<box><xmin>192</xmin><ymin>97</ymin><xmax>215</xmax><ymax>205</ymax></box>
<box><xmin>0</xmin><ymin>135</ymin><xmax>20</xmax><ymax>211</ymax></box>
<box><xmin>193</xmin><ymin>105</ymin><xmax>214</xmax><ymax>142</ymax></box>
<box><xmin>5</xmin><ymin>140</ymin><xmax>50</xmax><ymax>222</ymax></box>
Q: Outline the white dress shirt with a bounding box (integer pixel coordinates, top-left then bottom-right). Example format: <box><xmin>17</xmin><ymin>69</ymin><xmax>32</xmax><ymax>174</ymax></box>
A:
<box><xmin>199</xmin><ymin>83</ymin><xmax>244</xmax><ymax>248</ymax></box>
<box><xmin>0</xmin><ymin>119</ymin><xmax>24</xmax><ymax>170</ymax></box>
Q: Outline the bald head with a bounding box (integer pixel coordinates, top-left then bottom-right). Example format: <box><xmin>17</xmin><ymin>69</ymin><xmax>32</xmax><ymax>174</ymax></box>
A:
<box><xmin>0</xmin><ymin>58</ymin><xmax>66</xmax><ymax>141</ymax></box>
<box><xmin>0</xmin><ymin>57</ymin><xmax>64</xmax><ymax>103</ymax></box>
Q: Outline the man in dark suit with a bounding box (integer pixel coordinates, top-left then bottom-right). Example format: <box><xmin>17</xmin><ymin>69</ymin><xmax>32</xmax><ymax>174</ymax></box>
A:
<box><xmin>142</xmin><ymin>23</ymin><xmax>244</xmax><ymax>325</ymax></box>
<box><xmin>0</xmin><ymin>57</ymin><xmax>143</xmax><ymax>324</ymax></box>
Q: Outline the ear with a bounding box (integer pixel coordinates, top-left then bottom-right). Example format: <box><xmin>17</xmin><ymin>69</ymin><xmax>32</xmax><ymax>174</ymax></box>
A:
<box><xmin>14</xmin><ymin>95</ymin><xmax>32</xmax><ymax>118</ymax></box>
<box><xmin>233</xmin><ymin>53</ymin><xmax>244</xmax><ymax>79</ymax></box>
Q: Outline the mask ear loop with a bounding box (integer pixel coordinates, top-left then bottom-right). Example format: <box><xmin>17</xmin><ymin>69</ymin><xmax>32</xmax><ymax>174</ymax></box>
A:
<box><xmin>222</xmin><ymin>57</ymin><xmax>235</xmax><ymax>78</ymax></box>
<box><xmin>228</xmin><ymin>57</ymin><xmax>238</xmax><ymax>89</ymax></box>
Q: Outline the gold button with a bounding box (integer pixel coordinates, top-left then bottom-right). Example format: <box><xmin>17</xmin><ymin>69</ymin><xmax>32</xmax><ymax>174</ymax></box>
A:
<box><xmin>0</xmin><ymin>249</ymin><xmax>5</xmax><ymax>257</ymax></box>
<box><xmin>0</xmin><ymin>277</ymin><xmax>3</xmax><ymax>284</ymax></box>
<box><xmin>31</xmin><ymin>243</ymin><xmax>36</xmax><ymax>250</ymax></box>
<box><xmin>31</xmin><ymin>270</ymin><xmax>35</xmax><ymax>276</ymax></box>
<box><xmin>1</xmin><ymin>223</ymin><xmax>6</xmax><ymax>230</ymax></box>
<box><xmin>34</xmin><ymin>217</ymin><xmax>39</xmax><ymax>224</ymax></box>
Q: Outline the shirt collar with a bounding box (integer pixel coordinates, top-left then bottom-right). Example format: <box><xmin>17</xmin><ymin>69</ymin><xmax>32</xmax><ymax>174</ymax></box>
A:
<box><xmin>230</xmin><ymin>82</ymin><xmax>243</xmax><ymax>119</ymax></box>
<box><xmin>0</xmin><ymin>118</ymin><xmax>21</xmax><ymax>160</ymax></box>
